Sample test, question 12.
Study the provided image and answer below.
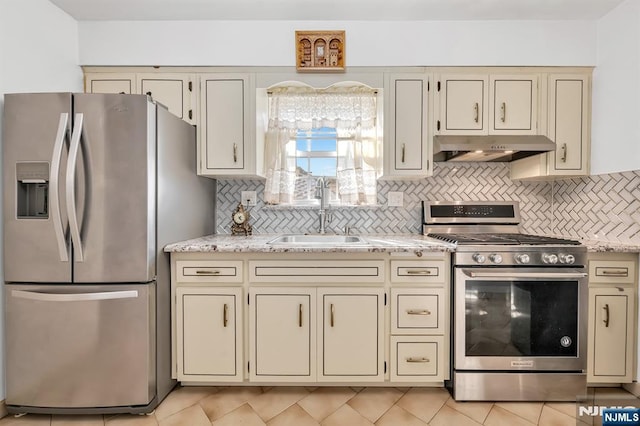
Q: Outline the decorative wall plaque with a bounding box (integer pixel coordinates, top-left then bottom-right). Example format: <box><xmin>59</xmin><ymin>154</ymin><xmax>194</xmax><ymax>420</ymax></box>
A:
<box><xmin>295</xmin><ymin>31</ymin><xmax>345</xmax><ymax>72</ymax></box>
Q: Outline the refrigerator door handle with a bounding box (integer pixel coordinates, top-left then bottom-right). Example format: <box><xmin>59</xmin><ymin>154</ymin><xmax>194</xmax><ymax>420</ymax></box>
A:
<box><xmin>67</xmin><ymin>113</ymin><xmax>84</xmax><ymax>262</ymax></box>
<box><xmin>50</xmin><ymin>113</ymin><xmax>70</xmax><ymax>262</ymax></box>
<box><xmin>11</xmin><ymin>289</ymin><xmax>139</xmax><ymax>302</ymax></box>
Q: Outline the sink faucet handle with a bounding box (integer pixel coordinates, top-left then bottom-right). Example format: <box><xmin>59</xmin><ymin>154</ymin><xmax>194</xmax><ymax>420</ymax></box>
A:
<box><xmin>344</xmin><ymin>225</ymin><xmax>356</xmax><ymax>235</ymax></box>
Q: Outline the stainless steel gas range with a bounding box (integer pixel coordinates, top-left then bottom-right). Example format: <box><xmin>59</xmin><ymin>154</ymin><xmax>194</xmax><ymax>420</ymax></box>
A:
<box><xmin>423</xmin><ymin>201</ymin><xmax>588</xmax><ymax>401</ymax></box>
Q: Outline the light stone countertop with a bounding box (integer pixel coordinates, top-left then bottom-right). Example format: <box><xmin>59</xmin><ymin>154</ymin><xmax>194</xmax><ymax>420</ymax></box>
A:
<box><xmin>164</xmin><ymin>233</ymin><xmax>640</xmax><ymax>254</ymax></box>
<box><xmin>578</xmin><ymin>239</ymin><xmax>640</xmax><ymax>253</ymax></box>
<box><xmin>164</xmin><ymin>233</ymin><xmax>456</xmax><ymax>254</ymax></box>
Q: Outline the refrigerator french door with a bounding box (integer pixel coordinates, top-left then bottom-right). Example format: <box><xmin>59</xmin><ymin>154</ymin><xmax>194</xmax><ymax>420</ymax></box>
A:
<box><xmin>4</xmin><ymin>93</ymin><xmax>156</xmax><ymax>284</ymax></box>
<box><xmin>2</xmin><ymin>93</ymin><xmax>214</xmax><ymax>414</ymax></box>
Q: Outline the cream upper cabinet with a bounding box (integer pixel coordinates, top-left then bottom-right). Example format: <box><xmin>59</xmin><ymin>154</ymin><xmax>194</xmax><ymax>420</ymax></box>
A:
<box><xmin>199</xmin><ymin>73</ymin><xmax>261</xmax><ymax>177</ymax></box>
<box><xmin>587</xmin><ymin>253</ymin><xmax>637</xmax><ymax>384</ymax></box>
<box><xmin>85</xmin><ymin>73</ymin><xmax>136</xmax><ymax>94</ymax></box>
<box><xmin>489</xmin><ymin>75</ymin><xmax>538</xmax><ymax>135</ymax></box>
<box><xmin>437</xmin><ymin>73</ymin><xmax>538</xmax><ymax>136</ymax></box>
<box><xmin>437</xmin><ymin>74</ymin><xmax>488</xmax><ymax>135</ymax></box>
<box><xmin>85</xmin><ymin>72</ymin><xmax>197</xmax><ymax>125</ymax></box>
<box><xmin>384</xmin><ymin>73</ymin><xmax>431</xmax><ymax>178</ymax></box>
<box><xmin>317</xmin><ymin>287</ymin><xmax>385</xmax><ymax>382</ymax></box>
<box><xmin>249</xmin><ymin>287</ymin><xmax>316</xmax><ymax>382</ymax></box>
<box><xmin>137</xmin><ymin>73</ymin><xmax>197</xmax><ymax>125</ymax></box>
<box><xmin>176</xmin><ymin>287</ymin><xmax>243</xmax><ymax>382</ymax></box>
<box><xmin>511</xmin><ymin>72</ymin><xmax>592</xmax><ymax>180</ymax></box>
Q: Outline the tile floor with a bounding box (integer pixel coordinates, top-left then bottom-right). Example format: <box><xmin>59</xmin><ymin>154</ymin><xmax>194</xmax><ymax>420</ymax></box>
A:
<box><xmin>0</xmin><ymin>386</ymin><xmax>637</xmax><ymax>426</ymax></box>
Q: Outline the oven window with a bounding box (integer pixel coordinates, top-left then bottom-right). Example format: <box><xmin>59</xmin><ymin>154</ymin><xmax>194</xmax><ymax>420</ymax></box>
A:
<box><xmin>465</xmin><ymin>281</ymin><xmax>578</xmax><ymax>357</ymax></box>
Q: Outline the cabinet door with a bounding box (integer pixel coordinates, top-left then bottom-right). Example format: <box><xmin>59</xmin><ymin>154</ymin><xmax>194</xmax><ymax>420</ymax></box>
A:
<box><xmin>438</xmin><ymin>75</ymin><xmax>488</xmax><ymax>135</ymax></box>
<box><xmin>85</xmin><ymin>73</ymin><xmax>136</xmax><ymax>94</ymax></box>
<box><xmin>317</xmin><ymin>288</ymin><xmax>384</xmax><ymax>382</ymax></box>
<box><xmin>588</xmin><ymin>288</ymin><xmax>633</xmax><ymax>383</ymax></box>
<box><xmin>386</xmin><ymin>74</ymin><xmax>430</xmax><ymax>177</ymax></box>
<box><xmin>200</xmin><ymin>74</ymin><xmax>250</xmax><ymax>174</ymax></box>
<box><xmin>138</xmin><ymin>74</ymin><xmax>196</xmax><ymax>125</ymax></box>
<box><xmin>176</xmin><ymin>287</ymin><xmax>243</xmax><ymax>381</ymax></box>
<box><xmin>548</xmin><ymin>74</ymin><xmax>590</xmax><ymax>175</ymax></box>
<box><xmin>490</xmin><ymin>75</ymin><xmax>538</xmax><ymax>135</ymax></box>
<box><xmin>250</xmin><ymin>288</ymin><xmax>316</xmax><ymax>381</ymax></box>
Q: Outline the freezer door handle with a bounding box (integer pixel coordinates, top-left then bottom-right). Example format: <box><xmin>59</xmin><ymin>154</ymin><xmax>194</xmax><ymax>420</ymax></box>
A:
<box><xmin>51</xmin><ymin>113</ymin><xmax>70</xmax><ymax>262</ymax></box>
<box><xmin>11</xmin><ymin>289</ymin><xmax>139</xmax><ymax>302</ymax></box>
<box><xmin>66</xmin><ymin>113</ymin><xmax>84</xmax><ymax>262</ymax></box>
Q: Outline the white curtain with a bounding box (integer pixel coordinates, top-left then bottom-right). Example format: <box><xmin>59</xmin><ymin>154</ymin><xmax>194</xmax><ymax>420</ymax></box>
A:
<box><xmin>263</xmin><ymin>84</ymin><xmax>379</xmax><ymax>205</ymax></box>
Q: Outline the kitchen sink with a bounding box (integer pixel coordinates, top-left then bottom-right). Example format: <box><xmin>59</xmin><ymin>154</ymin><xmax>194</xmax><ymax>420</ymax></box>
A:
<box><xmin>267</xmin><ymin>234</ymin><xmax>369</xmax><ymax>245</ymax></box>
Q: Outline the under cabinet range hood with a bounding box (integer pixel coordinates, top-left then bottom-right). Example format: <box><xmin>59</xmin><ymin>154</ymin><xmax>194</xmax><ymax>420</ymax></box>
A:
<box><xmin>433</xmin><ymin>135</ymin><xmax>556</xmax><ymax>162</ymax></box>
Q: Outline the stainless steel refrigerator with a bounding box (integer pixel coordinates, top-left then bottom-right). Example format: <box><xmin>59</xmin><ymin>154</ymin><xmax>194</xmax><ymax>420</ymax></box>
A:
<box><xmin>2</xmin><ymin>93</ymin><xmax>216</xmax><ymax>414</ymax></box>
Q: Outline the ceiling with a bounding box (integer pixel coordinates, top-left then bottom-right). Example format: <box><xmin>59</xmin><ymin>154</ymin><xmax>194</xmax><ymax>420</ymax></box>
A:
<box><xmin>49</xmin><ymin>0</ymin><xmax>625</xmax><ymax>21</ymax></box>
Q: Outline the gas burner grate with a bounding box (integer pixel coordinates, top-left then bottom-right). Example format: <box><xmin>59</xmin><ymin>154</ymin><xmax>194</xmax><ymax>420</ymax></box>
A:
<box><xmin>427</xmin><ymin>233</ymin><xmax>581</xmax><ymax>245</ymax></box>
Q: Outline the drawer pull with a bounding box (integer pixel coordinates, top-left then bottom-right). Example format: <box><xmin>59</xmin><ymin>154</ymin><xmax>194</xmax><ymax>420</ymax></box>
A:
<box><xmin>474</xmin><ymin>102</ymin><xmax>479</xmax><ymax>123</ymax></box>
<box><xmin>560</xmin><ymin>143</ymin><xmax>567</xmax><ymax>163</ymax></box>
<box><xmin>330</xmin><ymin>303</ymin><xmax>335</xmax><ymax>327</ymax></box>
<box><xmin>407</xmin><ymin>309</ymin><xmax>432</xmax><ymax>316</ymax></box>
<box><xmin>406</xmin><ymin>357</ymin><xmax>430</xmax><ymax>363</ymax></box>
<box><xmin>406</xmin><ymin>270</ymin><xmax>432</xmax><ymax>275</ymax></box>
<box><xmin>299</xmin><ymin>303</ymin><xmax>303</xmax><ymax>327</ymax></box>
<box><xmin>223</xmin><ymin>303</ymin><xmax>228</xmax><ymax>327</ymax></box>
<box><xmin>500</xmin><ymin>102</ymin><xmax>506</xmax><ymax>122</ymax></box>
<box><xmin>599</xmin><ymin>269</ymin><xmax>628</xmax><ymax>277</ymax></box>
<box><xmin>195</xmin><ymin>270</ymin><xmax>221</xmax><ymax>275</ymax></box>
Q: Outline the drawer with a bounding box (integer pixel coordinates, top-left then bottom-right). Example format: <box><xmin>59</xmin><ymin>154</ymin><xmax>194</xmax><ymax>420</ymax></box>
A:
<box><xmin>391</xmin><ymin>287</ymin><xmax>445</xmax><ymax>334</ymax></box>
<box><xmin>249</xmin><ymin>260</ymin><xmax>384</xmax><ymax>283</ymax></box>
<box><xmin>390</xmin><ymin>336</ymin><xmax>444</xmax><ymax>382</ymax></box>
<box><xmin>176</xmin><ymin>260</ymin><xmax>243</xmax><ymax>283</ymax></box>
<box><xmin>589</xmin><ymin>260</ymin><xmax>636</xmax><ymax>285</ymax></box>
<box><xmin>390</xmin><ymin>260</ymin><xmax>445</xmax><ymax>284</ymax></box>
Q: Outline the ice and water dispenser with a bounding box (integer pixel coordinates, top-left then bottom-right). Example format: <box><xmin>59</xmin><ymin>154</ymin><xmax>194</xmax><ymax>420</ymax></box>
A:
<box><xmin>16</xmin><ymin>162</ymin><xmax>49</xmax><ymax>219</ymax></box>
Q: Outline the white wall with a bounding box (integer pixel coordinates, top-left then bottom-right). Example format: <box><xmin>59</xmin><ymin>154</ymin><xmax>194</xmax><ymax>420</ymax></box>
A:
<box><xmin>592</xmin><ymin>0</ymin><xmax>640</xmax><ymax>175</ymax></box>
<box><xmin>78</xmin><ymin>20</ymin><xmax>597</xmax><ymax>66</ymax></box>
<box><xmin>0</xmin><ymin>0</ymin><xmax>82</xmax><ymax>401</ymax></box>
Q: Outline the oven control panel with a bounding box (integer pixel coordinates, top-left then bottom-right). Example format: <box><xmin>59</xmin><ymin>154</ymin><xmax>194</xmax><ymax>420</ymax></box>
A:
<box><xmin>456</xmin><ymin>248</ymin><xmax>586</xmax><ymax>267</ymax></box>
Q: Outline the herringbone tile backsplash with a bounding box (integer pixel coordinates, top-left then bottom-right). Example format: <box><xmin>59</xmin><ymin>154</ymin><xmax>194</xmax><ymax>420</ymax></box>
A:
<box><xmin>216</xmin><ymin>164</ymin><xmax>640</xmax><ymax>243</ymax></box>
<box><xmin>216</xmin><ymin>163</ymin><xmax>554</xmax><ymax>236</ymax></box>
<box><xmin>553</xmin><ymin>170</ymin><xmax>640</xmax><ymax>244</ymax></box>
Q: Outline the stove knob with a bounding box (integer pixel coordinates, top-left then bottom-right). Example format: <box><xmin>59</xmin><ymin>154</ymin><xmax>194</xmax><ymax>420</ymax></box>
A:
<box><xmin>489</xmin><ymin>254</ymin><xmax>503</xmax><ymax>264</ymax></box>
<box><xmin>515</xmin><ymin>254</ymin><xmax>531</xmax><ymax>264</ymax></box>
<box><xmin>542</xmin><ymin>253</ymin><xmax>559</xmax><ymax>264</ymax></box>
<box><xmin>472</xmin><ymin>253</ymin><xmax>487</xmax><ymax>264</ymax></box>
<box><xmin>559</xmin><ymin>253</ymin><xmax>576</xmax><ymax>264</ymax></box>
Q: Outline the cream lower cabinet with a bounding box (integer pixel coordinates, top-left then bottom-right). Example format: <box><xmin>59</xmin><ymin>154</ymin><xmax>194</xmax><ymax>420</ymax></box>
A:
<box><xmin>587</xmin><ymin>253</ymin><xmax>637</xmax><ymax>383</ymax></box>
<box><xmin>176</xmin><ymin>287</ymin><xmax>243</xmax><ymax>382</ymax></box>
<box><xmin>249</xmin><ymin>288</ymin><xmax>316</xmax><ymax>382</ymax></box>
<box><xmin>317</xmin><ymin>288</ymin><xmax>385</xmax><ymax>382</ymax></box>
<box><xmin>389</xmin><ymin>260</ymin><xmax>449</xmax><ymax>382</ymax></box>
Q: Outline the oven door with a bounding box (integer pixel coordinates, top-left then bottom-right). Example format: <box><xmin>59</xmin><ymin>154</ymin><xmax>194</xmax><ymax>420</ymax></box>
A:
<box><xmin>454</xmin><ymin>267</ymin><xmax>588</xmax><ymax>372</ymax></box>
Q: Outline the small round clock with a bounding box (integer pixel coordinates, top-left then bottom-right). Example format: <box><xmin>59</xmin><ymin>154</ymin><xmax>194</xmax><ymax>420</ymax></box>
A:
<box><xmin>231</xmin><ymin>202</ymin><xmax>252</xmax><ymax>236</ymax></box>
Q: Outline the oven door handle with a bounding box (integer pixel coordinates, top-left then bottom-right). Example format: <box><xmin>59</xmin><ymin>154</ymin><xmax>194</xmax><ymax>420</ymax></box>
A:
<box><xmin>462</xmin><ymin>269</ymin><xmax>587</xmax><ymax>279</ymax></box>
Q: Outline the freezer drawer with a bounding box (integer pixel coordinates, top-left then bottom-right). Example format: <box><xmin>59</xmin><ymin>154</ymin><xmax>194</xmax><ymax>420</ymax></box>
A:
<box><xmin>5</xmin><ymin>283</ymin><xmax>155</xmax><ymax>409</ymax></box>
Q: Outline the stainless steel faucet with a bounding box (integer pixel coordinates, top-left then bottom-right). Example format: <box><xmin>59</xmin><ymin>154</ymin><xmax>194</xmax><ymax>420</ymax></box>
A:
<box><xmin>315</xmin><ymin>177</ymin><xmax>331</xmax><ymax>234</ymax></box>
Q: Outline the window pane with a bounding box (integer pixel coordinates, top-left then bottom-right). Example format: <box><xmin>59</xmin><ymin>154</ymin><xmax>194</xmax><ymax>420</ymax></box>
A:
<box><xmin>309</xmin><ymin>158</ymin><xmax>336</xmax><ymax>177</ymax></box>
